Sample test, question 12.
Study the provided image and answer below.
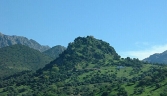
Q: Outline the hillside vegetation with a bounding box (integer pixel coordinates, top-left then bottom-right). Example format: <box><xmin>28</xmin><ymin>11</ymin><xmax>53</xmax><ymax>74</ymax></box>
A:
<box><xmin>0</xmin><ymin>44</ymin><xmax>52</xmax><ymax>78</ymax></box>
<box><xmin>0</xmin><ymin>36</ymin><xmax>167</xmax><ymax>96</ymax></box>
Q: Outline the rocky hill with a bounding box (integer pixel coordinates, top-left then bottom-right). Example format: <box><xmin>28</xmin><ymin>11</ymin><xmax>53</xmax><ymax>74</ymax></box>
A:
<box><xmin>0</xmin><ymin>32</ymin><xmax>50</xmax><ymax>52</ymax></box>
<box><xmin>143</xmin><ymin>50</ymin><xmax>167</xmax><ymax>64</ymax></box>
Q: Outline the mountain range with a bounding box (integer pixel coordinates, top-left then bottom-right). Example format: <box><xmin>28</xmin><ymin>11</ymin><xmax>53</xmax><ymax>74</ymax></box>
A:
<box><xmin>0</xmin><ymin>32</ymin><xmax>66</xmax><ymax>78</ymax></box>
<box><xmin>1</xmin><ymin>36</ymin><xmax>167</xmax><ymax>96</ymax></box>
<box><xmin>0</xmin><ymin>32</ymin><xmax>50</xmax><ymax>52</ymax></box>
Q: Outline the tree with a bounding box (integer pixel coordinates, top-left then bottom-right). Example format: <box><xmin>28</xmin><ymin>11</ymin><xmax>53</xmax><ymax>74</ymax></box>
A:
<box><xmin>52</xmin><ymin>66</ymin><xmax>59</xmax><ymax>72</ymax></box>
<box><xmin>101</xmin><ymin>92</ymin><xmax>109</xmax><ymax>96</ymax></box>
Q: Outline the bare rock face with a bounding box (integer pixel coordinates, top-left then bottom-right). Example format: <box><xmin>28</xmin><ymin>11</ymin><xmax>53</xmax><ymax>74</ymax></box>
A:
<box><xmin>0</xmin><ymin>32</ymin><xmax>50</xmax><ymax>52</ymax></box>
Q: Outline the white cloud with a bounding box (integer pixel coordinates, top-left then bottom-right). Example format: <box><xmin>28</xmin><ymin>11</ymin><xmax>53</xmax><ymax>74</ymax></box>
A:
<box><xmin>135</xmin><ymin>42</ymin><xmax>150</xmax><ymax>46</ymax></box>
<box><xmin>121</xmin><ymin>44</ymin><xmax>167</xmax><ymax>60</ymax></box>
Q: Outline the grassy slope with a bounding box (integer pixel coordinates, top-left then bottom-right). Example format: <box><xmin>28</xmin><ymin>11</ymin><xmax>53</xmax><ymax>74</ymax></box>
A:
<box><xmin>0</xmin><ymin>62</ymin><xmax>166</xmax><ymax>96</ymax></box>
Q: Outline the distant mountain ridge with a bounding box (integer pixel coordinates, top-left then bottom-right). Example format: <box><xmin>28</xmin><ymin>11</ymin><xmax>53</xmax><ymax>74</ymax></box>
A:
<box><xmin>143</xmin><ymin>50</ymin><xmax>167</xmax><ymax>64</ymax></box>
<box><xmin>43</xmin><ymin>45</ymin><xmax>66</xmax><ymax>59</ymax></box>
<box><xmin>0</xmin><ymin>32</ymin><xmax>50</xmax><ymax>52</ymax></box>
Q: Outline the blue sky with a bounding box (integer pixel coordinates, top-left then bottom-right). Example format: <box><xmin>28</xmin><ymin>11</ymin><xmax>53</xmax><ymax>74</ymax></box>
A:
<box><xmin>0</xmin><ymin>0</ymin><xmax>167</xmax><ymax>60</ymax></box>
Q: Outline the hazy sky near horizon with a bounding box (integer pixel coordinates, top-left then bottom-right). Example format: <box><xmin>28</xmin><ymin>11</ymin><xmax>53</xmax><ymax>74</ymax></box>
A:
<box><xmin>0</xmin><ymin>0</ymin><xmax>167</xmax><ymax>60</ymax></box>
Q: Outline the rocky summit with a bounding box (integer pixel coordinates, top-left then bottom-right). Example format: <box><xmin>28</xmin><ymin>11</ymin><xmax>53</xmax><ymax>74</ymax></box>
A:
<box><xmin>0</xmin><ymin>32</ymin><xmax>50</xmax><ymax>52</ymax></box>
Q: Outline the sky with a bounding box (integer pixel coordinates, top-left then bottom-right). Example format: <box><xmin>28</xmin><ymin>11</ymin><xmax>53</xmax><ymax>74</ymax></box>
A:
<box><xmin>0</xmin><ymin>0</ymin><xmax>167</xmax><ymax>60</ymax></box>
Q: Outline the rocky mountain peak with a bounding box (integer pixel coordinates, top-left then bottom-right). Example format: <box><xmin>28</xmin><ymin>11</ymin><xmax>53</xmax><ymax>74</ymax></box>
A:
<box><xmin>0</xmin><ymin>32</ymin><xmax>50</xmax><ymax>52</ymax></box>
